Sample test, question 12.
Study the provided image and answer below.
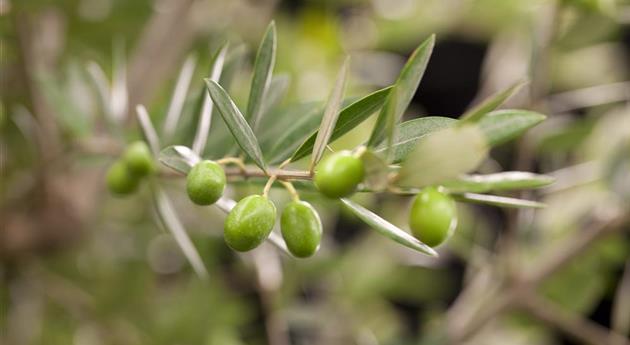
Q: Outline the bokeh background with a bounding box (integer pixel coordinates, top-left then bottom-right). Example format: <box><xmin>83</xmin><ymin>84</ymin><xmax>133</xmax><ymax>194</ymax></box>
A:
<box><xmin>1</xmin><ymin>0</ymin><xmax>630</xmax><ymax>344</ymax></box>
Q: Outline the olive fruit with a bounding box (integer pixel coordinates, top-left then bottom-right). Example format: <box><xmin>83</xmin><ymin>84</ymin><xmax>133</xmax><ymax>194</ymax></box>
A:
<box><xmin>409</xmin><ymin>187</ymin><xmax>457</xmax><ymax>247</ymax></box>
<box><xmin>281</xmin><ymin>201</ymin><xmax>322</xmax><ymax>258</ymax></box>
<box><xmin>224</xmin><ymin>195</ymin><xmax>276</xmax><ymax>252</ymax></box>
<box><xmin>123</xmin><ymin>141</ymin><xmax>154</xmax><ymax>177</ymax></box>
<box><xmin>106</xmin><ymin>160</ymin><xmax>139</xmax><ymax>195</ymax></box>
<box><xmin>314</xmin><ymin>150</ymin><xmax>365</xmax><ymax>198</ymax></box>
<box><xmin>186</xmin><ymin>160</ymin><xmax>226</xmax><ymax>205</ymax></box>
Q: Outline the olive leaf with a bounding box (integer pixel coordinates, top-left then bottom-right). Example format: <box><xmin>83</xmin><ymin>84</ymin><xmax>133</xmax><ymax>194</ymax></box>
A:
<box><xmin>341</xmin><ymin>198</ymin><xmax>438</xmax><ymax>257</ymax></box>
<box><xmin>479</xmin><ymin>109</ymin><xmax>546</xmax><ymax>146</ymax></box>
<box><xmin>367</xmin><ymin>34</ymin><xmax>435</xmax><ymax>147</ymax></box>
<box><xmin>452</xmin><ymin>193</ymin><xmax>546</xmax><ymax>208</ymax></box>
<box><xmin>460</xmin><ymin>80</ymin><xmax>527</xmax><ymax>123</ymax></box>
<box><xmin>374</xmin><ymin>116</ymin><xmax>457</xmax><ymax>163</ymax></box>
<box><xmin>192</xmin><ymin>42</ymin><xmax>228</xmax><ymax>155</ymax></box>
<box><xmin>135</xmin><ymin>105</ymin><xmax>161</xmax><ymax>156</ymax></box>
<box><xmin>396</xmin><ymin>125</ymin><xmax>488</xmax><ymax>188</ymax></box>
<box><xmin>309</xmin><ymin>56</ymin><xmax>350</xmax><ymax>171</ymax></box>
<box><xmin>290</xmin><ymin>86</ymin><xmax>392</xmax><ymax>162</ymax></box>
<box><xmin>205</xmin><ymin>79</ymin><xmax>267</xmax><ymax>172</ymax></box>
<box><xmin>441</xmin><ymin>172</ymin><xmax>555</xmax><ymax>193</ymax></box>
<box><xmin>153</xmin><ymin>187</ymin><xmax>209</xmax><ymax>280</ymax></box>
<box><xmin>246</xmin><ymin>21</ymin><xmax>277</xmax><ymax>131</ymax></box>
<box><xmin>360</xmin><ymin>149</ymin><xmax>390</xmax><ymax>191</ymax></box>
<box><xmin>159</xmin><ymin>145</ymin><xmax>201</xmax><ymax>174</ymax></box>
<box><xmin>261</xmin><ymin>74</ymin><xmax>290</xmax><ymax>120</ymax></box>
<box><xmin>267</xmin><ymin>105</ymin><xmax>323</xmax><ymax>164</ymax></box>
<box><xmin>163</xmin><ymin>54</ymin><xmax>197</xmax><ymax>140</ymax></box>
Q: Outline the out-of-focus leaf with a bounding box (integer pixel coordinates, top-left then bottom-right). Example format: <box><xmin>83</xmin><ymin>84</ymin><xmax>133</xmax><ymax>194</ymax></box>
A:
<box><xmin>442</xmin><ymin>172</ymin><xmax>555</xmax><ymax>193</ymax></box>
<box><xmin>452</xmin><ymin>193</ymin><xmax>546</xmax><ymax>208</ymax></box>
<box><xmin>612</xmin><ymin>261</ymin><xmax>630</xmax><ymax>339</ymax></box>
<box><xmin>360</xmin><ymin>149</ymin><xmax>390</xmax><ymax>191</ymax></box>
<box><xmin>367</xmin><ymin>35</ymin><xmax>435</xmax><ymax>147</ymax></box>
<box><xmin>396</xmin><ymin>125</ymin><xmax>488</xmax><ymax>188</ymax></box>
<box><xmin>290</xmin><ymin>86</ymin><xmax>392</xmax><ymax>162</ymax></box>
<box><xmin>219</xmin><ymin>43</ymin><xmax>247</xmax><ymax>92</ymax></box>
<box><xmin>205</xmin><ymin>80</ymin><xmax>267</xmax><ymax>172</ymax></box>
<box><xmin>135</xmin><ymin>105</ymin><xmax>160</xmax><ymax>155</ymax></box>
<box><xmin>192</xmin><ymin>43</ymin><xmax>228</xmax><ymax>155</ymax></box>
<box><xmin>460</xmin><ymin>80</ymin><xmax>527</xmax><ymax>122</ymax></box>
<box><xmin>246</xmin><ymin>21</ymin><xmax>276</xmax><ymax>130</ymax></box>
<box><xmin>261</xmin><ymin>74</ymin><xmax>290</xmax><ymax>118</ymax></box>
<box><xmin>163</xmin><ymin>54</ymin><xmax>197</xmax><ymax>140</ymax></box>
<box><xmin>266</xmin><ymin>105</ymin><xmax>323</xmax><ymax>164</ymax></box>
<box><xmin>153</xmin><ymin>187</ymin><xmax>209</xmax><ymax>280</ymax></box>
<box><xmin>478</xmin><ymin>109</ymin><xmax>546</xmax><ymax>146</ymax></box>
<box><xmin>604</xmin><ymin>141</ymin><xmax>630</xmax><ymax>203</ymax></box>
<box><xmin>374</xmin><ymin>116</ymin><xmax>457</xmax><ymax>163</ymax></box>
<box><xmin>111</xmin><ymin>39</ymin><xmax>128</xmax><ymax>123</ymax></box>
<box><xmin>309</xmin><ymin>57</ymin><xmax>350</xmax><ymax>171</ymax></box>
<box><xmin>159</xmin><ymin>145</ymin><xmax>201</xmax><ymax>174</ymax></box>
<box><xmin>341</xmin><ymin>198</ymin><xmax>437</xmax><ymax>256</ymax></box>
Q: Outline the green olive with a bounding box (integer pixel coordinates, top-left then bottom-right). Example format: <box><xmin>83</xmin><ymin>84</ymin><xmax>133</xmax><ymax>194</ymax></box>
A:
<box><xmin>186</xmin><ymin>160</ymin><xmax>226</xmax><ymax>205</ymax></box>
<box><xmin>409</xmin><ymin>187</ymin><xmax>457</xmax><ymax>247</ymax></box>
<box><xmin>123</xmin><ymin>141</ymin><xmax>154</xmax><ymax>177</ymax></box>
<box><xmin>281</xmin><ymin>201</ymin><xmax>322</xmax><ymax>258</ymax></box>
<box><xmin>224</xmin><ymin>195</ymin><xmax>276</xmax><ymax>252</ymax></box>
<box><xmin>106</xmin><ymin>160</ymin><xmax>139</xmax><ymax>196</ymax></box>
<box><xmin>314</xmin><ymin>150</ymin><xmax>365</xmax><ymax>198</ymax></box>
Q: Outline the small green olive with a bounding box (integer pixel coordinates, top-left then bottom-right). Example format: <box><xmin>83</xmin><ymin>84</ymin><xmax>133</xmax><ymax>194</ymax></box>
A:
<box><xmin>281</xmin><ymin>201</ymin><xmax>322</xmax><ymax>258</ymax></box>
<box><xmin>409</xmin><ymin>187</ymin><xmax>457</xmax><ymax>247</ymax></box>
<box><xmin>224</xmin><ymin>195</ymin><xmax>276</xmax><ymax>252</ymax></box>
<box><xmin>106</xmin><ymin>160</ymin><xmax>139</xmax><ymax>196</ymax></box>
<box><xmin>186</xmin><ymin>160</ymin><xmax>226</xmax><ymax>205</ymax></box>
<box><xmin>314</xmin><ymin>150</ymin><xmax>365</xmax><ymax>198</ymax></box>
<box><xmin>123</xmin><ymin>141</ymin><xmax>154</xmax><ymax>177</ymax></box>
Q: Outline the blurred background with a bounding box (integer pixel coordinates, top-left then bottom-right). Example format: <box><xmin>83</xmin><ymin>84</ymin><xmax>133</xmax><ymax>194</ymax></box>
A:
<box><xmin>1</xmin><ymin>0</ymin><xmax>630</xmax><ymax>344</ymax></box>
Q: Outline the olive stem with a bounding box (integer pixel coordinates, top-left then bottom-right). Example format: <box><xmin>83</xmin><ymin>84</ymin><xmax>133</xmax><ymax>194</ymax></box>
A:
<box><xmin>279</xmin><ymin>181</ymin><xmax>300</xmax><ymax>202</ymax></box>
<box><xmin>263</xmin><ymin>175</ymin><xmax>278</xmax><ymax>198</ymax></box>
<box><xmin>217</xmin><ymin>157</ymin><xmax>247</xmax><ymax>172</ymax></box>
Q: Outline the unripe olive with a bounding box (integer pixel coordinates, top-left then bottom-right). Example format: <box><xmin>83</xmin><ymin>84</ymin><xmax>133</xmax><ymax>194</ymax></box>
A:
<box><xmin>409</xmin><ymin>187</ymin><xmax>457</xmax><ymax>247</ymax></box>
<box><xmin>186</xmin><ymin>160</ymin><xmax>226</xmax><ymax>205</ymax></box>
<box><xmin>123</xmin><ymin>141</ymin><xmax>154</xmax><ymax>177</ymax></box>
<box><xmin>224</xmin><ymin>195</ymin><xmax>276</xmax><ymax>252</ymax></box>
<box><xmin>106</xmin><ymin>160</ymin><xmax>139</xmax><ymax>195</ymax></box>
<box><xmin>281</xmin><ymin>201</ymin><xmax>322</xmax><ymax>258</ymax></box>
<box><xmin>314</xmin><ymin>150</ymin><xmax>365</xmax><ymax>198</ymax></box>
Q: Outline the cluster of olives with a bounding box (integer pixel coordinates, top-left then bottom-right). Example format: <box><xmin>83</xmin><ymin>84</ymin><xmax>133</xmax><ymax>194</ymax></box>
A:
<box><xmin>106</xmin><ymin>141</ymin><xmax>155</xmax><ymax>195</ymax></box>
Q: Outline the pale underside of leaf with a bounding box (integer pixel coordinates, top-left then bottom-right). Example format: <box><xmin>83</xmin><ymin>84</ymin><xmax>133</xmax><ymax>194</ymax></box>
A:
<box><xmin>159</xmin><ymin>145</ymin><xmax>201</xmax><ymax>174</ymax></box>
<box><xmin>310</xmin><ymin>57</ymin><xmax>350</xmax><ymax>171</ymax></box>
<box><xmin>442</xmin><ymin>171</ymin><xmax>555</xmax><ymax>193</ymax></box>
<box><xmin>452</xmin><ymin>193</ymin><xmax>546</xmax><ymax>208</ymax></box>
<box><xmin>461</xmin><ymin>79</ymin><xmax>528</xmax><ymax>122</ymax></box>
<box><xmin>341</xmin><ymin>198</ymin><xmax>438</xmax><ymax>257</ymax></box>
<box><xmin>205</xmin><ymin>79</ymin><xmax>267</xmax><ymax>172</ymax></box>
<box><xmin>135</xmin><ymin>105</ymin><xmax>161</xmax><ymax>155</ymax></box>
<box><xmin>163</xmin><ymin>54</ymin><xmax>197</xmax><ymax>140</ymax></box>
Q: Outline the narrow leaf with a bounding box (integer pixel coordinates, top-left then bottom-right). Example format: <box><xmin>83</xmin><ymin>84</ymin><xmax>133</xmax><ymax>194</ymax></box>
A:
<box><xmin>374</xmin><ymin>116</ymin><xmax>457</xmax><ymax>163</ymax></box>
<box><xmin>205</xmin><ymin>79</ymin><xmax>267</xmax><ymax>171</ymax></box>
<box><xmin>360</xmin><ymin>149</ymin><xmax>390</xmax><ymax>191</ymax></box>
<box><xmin>159</xmin><ymin>145</ymin><xmax>201</xmax><ymax>174</ymax></box>
<box><xmin>267</xmin><ymin>104</ymin><xmax>323</xmax><ymax>163</ymax></box>
<box><xmin>396</xmin><ymin>125</ymin><xmax>488</xmax><ymax>188</ymax></box>
<box><xmin>261</xmin><ymin>74</ymin><xmax>290</xmax><ymax>117</ymax></box>
<box><xmin>452</xmin><ymin>193</ymin><xmax>546</xmax><ymax>208</ymax></box>
<box><xmin>367</xmin><ymin>35</ymin><xmax>435</xmax><ymax>146</ymax></box>
<box><xmin>111</xmin><ymin>39</ymin><xmax>128</xmax><ymax>123</ymax></box>
<box><xmin>154</xmin><ymin>187</ymin><xmax>209</xmax><ymax>280</ymax></box>
<box><xmin>192</xmin><ymin>43</ymin><xmax>228</xmax><ymax>155</ymax></box>
<box><xmin>461</xmin><ymin>80</ymin><xmax>527</xmax><ymax>122</ymax></box>
<box><xmin>310</xmin><ymin>57</ymin><xmax>350</xmax><ymax>170</ymax></box>
<box><xmin>291</xmin><ymin>86</ymin><xmax>391</xmax><ymax>162</ymax></box>
<box><xmin>135</xmin><ymin>105</ymin><xmax>160</xmax><ymax>155</ymax></box>
<box><xmin>163</xmin><ymin>54</ymin><xmax>197</xmax><ymax>139</ymax></box>
<box><xmin>479</xmin><ymin>109</ymin><xmax>546</xmax><ymax>146</ymax></box>
<box><xmin>442</xmin><ymin>172</ymin><xmax>555</xmax><ymax>193</ymax></box>
<box><xmin>246</xmin><ymin>21</ymin><xmax>277</xmax><ymax>131</ymax></box>
<box><xmin>341</xmin><ymin>198</ymin><xmax>438</xmax><ymax>256</ymax></box>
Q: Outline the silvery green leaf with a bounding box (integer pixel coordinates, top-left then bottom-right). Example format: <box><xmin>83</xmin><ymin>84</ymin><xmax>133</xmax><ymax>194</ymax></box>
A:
<box><xmin>267</xmin><ymin>104</ymin><xmax>323</xmax><ymax>164</ymax></box>
<box><xmin>310</xmin><ymin>57</ymin><xmax>350</xmax><ymax>171</ymax></box>
<box><xmin>246</xmin><ymin>21</ymin><xmax>277</xmax><ymax>131</ymax></box>
<box><xmin>341</xmin><ymin>198</ymin><xmax>438</xmax><ymax>257</ymax></box>
<box><xmin>442</xmin><ymin>172</ymin><xmax>555</xmax><ymax>193</ymax></box>
<box><xmin>396</xmin><ymin>125</ymin><xmax>488</xmax><ymax>188</ymax></box>
<box><xmin>374</xmin><ymin>116</ymin><xmax>457</xmax><ymax>163</ymax></box>
<box><xmin>163</xmin><ymin>54</ymin><xmax>197</xmax><ymax>140</ymax></box>
<box><xmin>290</xmin><ymin>86</ymin><xmax>391</xmax><ymax>162</ymax></box>
<box><xmin>192</xmin><ymin>42</ymin><xmax>228</xmax><ymax>155</ymax></box>
<box><xmin>159</xmin><ymin>145</ymin><xmax>201</xmax><ymax>174</ymax></box>
<box><xmin>368</xmin><ymin>35</ymin><xmax>435</xmax><ymax>146</ymax></box>
<box><xmin>479</xmin><ymin>109</ymin><xmax>546</xmax><ymax>146</ymax></box>
<box><xmin>461</xmin><ymin>80</ymin><xmax>527</xmax><ymax>122</ymax></box>
<box><xmin>135</xmin><ymin>105</ymin><xmax>160</xmax><ymax>156</ymax></box>
<box><xmin>360</xmin><ymin>149</ymin><xmax>390</xmax><ymax>191</ymax></box>
<box><xmin>205</xmin><ymin>79</ymin><xmax>267</xmax><ymax>172</ymax></box>
<box><xmin>452</xmin><ymin>193</ymin><xmax>546</xmax><ymax>208</ymax></box>
<box><xmin>261</xmin><ymin>74</ymin><xmax>290</xmax><ymax>118</ymax></box>
<box><xmin>111</xmin><ymin>39</ymin><xmax>128</xmax><ymax>123</ymax></box>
